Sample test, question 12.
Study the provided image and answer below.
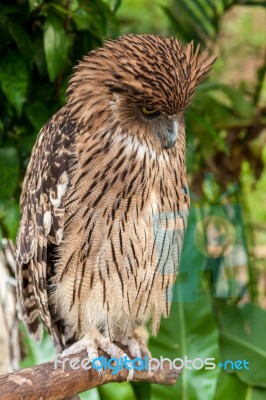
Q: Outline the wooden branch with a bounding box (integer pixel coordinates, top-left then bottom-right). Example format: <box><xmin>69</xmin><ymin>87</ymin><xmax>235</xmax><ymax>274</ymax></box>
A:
<box><xmin>0</xmin><ymin>348</ymin><xmax>182</xmax><ymax>400</ymax></box>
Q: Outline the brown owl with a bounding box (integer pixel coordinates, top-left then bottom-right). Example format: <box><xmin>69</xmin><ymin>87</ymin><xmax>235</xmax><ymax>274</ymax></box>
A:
<box><xmin>16</xmin><ymin>34</ymin><xmax>215</xmax><ymax>375</ymax></box>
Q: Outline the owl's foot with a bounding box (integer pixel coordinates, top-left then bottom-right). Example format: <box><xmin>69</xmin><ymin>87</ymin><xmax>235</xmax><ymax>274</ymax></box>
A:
<box><xmin>61</xmin><ymin>329</ymin><xmax>134</xmax><ymax>380</ymax></box>
<box><xmin>121</xmin><ymin>332</ymin><xmax>151</xmax><ymax>360</ymax></box>
<box><xmin>61</xmin><ymin>335</ymin><xmax>103</xmax><ymax>374</ymax></box>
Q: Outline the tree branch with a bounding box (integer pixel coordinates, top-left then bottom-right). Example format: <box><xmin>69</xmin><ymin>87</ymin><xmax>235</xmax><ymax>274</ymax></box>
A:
<box><xmin>0</xmin><ymin>348</ymin><xmax>181</xmax><ymax>400</ymax></box>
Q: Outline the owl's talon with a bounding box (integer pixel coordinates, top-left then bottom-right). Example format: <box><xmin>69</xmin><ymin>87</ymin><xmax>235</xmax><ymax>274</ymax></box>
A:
<box><xmin>61</xmin><ymin>337</ymin><xmax>89</xmax><ymax>357</ymax></box>
<box><xmin>60</xmin><ymin>330</ymin><xmax>138</xmax><ymax>379</ymax></box>
<box><xmin>127</xmin><ymin>366</ymin><xmax>134</xmax><ymax>381</ymax></box>
<box><xmin>96</xmin><ymin>366</ymin><xmax>103</xmax><ymax>377</ymax></box>
<box><xmin>60</xmin><ymin>335</ymin><xmax>103</xmax><ymax>377</ymax></box>
<box><xmin>121</xmin><ymin>334</ymin><xmax>151</xmax><ymax>361</ymax></box>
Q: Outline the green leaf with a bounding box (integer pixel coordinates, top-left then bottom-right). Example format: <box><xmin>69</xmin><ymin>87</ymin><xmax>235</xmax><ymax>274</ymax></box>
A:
<box><xmin>160</xmin><ymin>6</ymin><xmax>187</xmax><ymax>42</ymax></box>
<box><xmin>44</xmin><ymin>14</ymin><xmax>68</xmax><ymax>82</ymax></box>
<box><xmin>131</xmin><ymin>381</ymin><xmax>151</xmax><ymax>400</ymax></box>
<box><xmin>163</xmin><ymin>0</ymin><xmax>216</xmax><ymax>44</ymax></box>
<box><xmin>0</xmin><ymin>51</ymin><xmax>29</xmax><ymax>114</ymax></box>
<box><xmin>216</xmin><ymin>372</ymin><xmax>266</xmax><ymax>400</ymax></box>
<box><xmin>98</xmin><ymin>382</ymin><xmax>137</xmax><ymax>400</ymax></box>
<box><xmin>20</xmin><ymin>326</ymin><xmax>54</xmax><ymax>368</ymax></box>
<box><xmin>181</xmin><ymin>0</ymin><xmax>216</xmax><ymax>39</ymax></box>
<box><xmin>198</xmin><ymin>83</ymin><xmax>254</xmax><ymax>119</ymax></box>
<box><xmin>25</xmin><ymin>100</ymin><xmax>51</xmax><ymax>130</ymax></box>
<box><xmin>161</xmin><ymin>5</ymin><xmax>201</xmax><ymax>43</ymax></box>
<box><xmin>17</xmin><ymin>134</ymin><xmax>37</xmax><ymax>161</ymax></box>
<box><xmin>215</xmin><ymin>85</ymin><xmax>253</xmax><ymax>119</ymax></box>
<box><xmin>0</xmin><ymin>146</ymin><xmax>20</xmax><ymax>198</ymax></box>
<box><xmin>0</xmin><ymin>200</ymin><xmax>20</xmax><ymax>240</ymax></box>
<box><xmin>217</xmin><ymin>302</ymin><xmax>266</xmax><ymax>387</ymax></box>
<box><xmin>19</xmin><ymin>324</ymin><xmax>37</xmax><ymax>369</ymax></box>
<box><xmin>8</xmin><ymin>19</ymin><xmax>34</xmax><ymax>68</ymax></box>
<box><xmin>6</xmin><ymin>201</ymin><xmax>19</xmax><ymax>240</ymax></box>
<box><xmin>28</xmin><ymin>0</ymin><xmax>43</xmax><ymax>12</ymax></box>
<box><xmin>73</xmin><ymin>0</ymin><xmax>117</xmax><ymax>37</ymax></box>
<box><xmin>49</xmin><ymin>2</ymin><xmax>75</xmax><ymax>17</ymax></box>
<box><xmin>149</xmin><ymin>209</ymin><xmax>220</xmax><ymax>400</ymax></box>
<box><xmin>80</xmin><ymin>388</ymin><xmax>101</xmax><ymax>400</ymax></box>
<box><xmin>108</xmin><ymin>0</ymin><xmax>122</xmax><ymax>12</ymax></box>
<box><xmin>73</xmin><ymin>8</ymin><xmax>95</xmax><ymax>31</ymax></box>
<box><xmin>33</xmin><ymin>35</ymin><xmax>47</xmax><ymax>77</ymax></box>
<box><xmin>240</xmin><ymin>1</ymin><xmax>266</xmax><ymax>6</ymax></box>
<box><xmin>189</xmin><ymin>110</ymin><xmax>228</xmax><ymax>153</ymax></box>
<box><xmin>70</xmin><ymin>0</ymin><xmax>80</xmax><ymax>12</ymax></box>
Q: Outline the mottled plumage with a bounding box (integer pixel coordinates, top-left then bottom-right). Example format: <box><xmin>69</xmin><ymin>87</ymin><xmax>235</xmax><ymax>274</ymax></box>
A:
<box><xmin>16</xmin><ymin>34</ymin><xmax>215</xmax><ymax>356</ymax></box>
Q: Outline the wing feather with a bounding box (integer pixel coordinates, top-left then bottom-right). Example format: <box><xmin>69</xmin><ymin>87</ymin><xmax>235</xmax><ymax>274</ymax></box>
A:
<box><xmin>16</xmin><ymin>109</ymin><xmax>77</xmax><ymax>350</ymax></box>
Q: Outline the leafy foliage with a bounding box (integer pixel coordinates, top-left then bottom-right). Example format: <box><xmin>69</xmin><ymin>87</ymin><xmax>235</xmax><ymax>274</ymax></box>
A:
<box><xmin>0</xmin><ymin>1</ymin><xmax>265</xmax><ymax>400</ymax></box>
<box><xmin>0</xmin><ymin>0</ymin><xmax>118</xmax><ymax>241</ymax></box>
<box><xmin>162</xmin><ymin>0</ymin><xmax>266</xmax><ymax>45</ymax></box>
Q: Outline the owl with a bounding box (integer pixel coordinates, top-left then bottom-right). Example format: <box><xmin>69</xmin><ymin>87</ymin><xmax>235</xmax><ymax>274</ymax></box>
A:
<box><xmin>16</xmin><ymin>34</ymin><xmax>215</xmax><ymax>373</ymax></box>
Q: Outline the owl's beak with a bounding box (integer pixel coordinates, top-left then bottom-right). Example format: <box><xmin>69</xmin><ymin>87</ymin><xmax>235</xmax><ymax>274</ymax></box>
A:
<box><xmin>163</xmin><ymin>133</ymin><xmax>178</xmax><ymax>149</ymax></box>
<box><xmin>160</xmin><ymin>120</ymin><xmax>179</xmax><ymax>149</ymax></box>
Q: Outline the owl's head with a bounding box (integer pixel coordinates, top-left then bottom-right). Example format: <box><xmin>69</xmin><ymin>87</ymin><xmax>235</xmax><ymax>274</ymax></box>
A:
<box><xmin>67</xmin><ymin>34</ymin><xmax>215</xmax><ymax>149</ymax></box>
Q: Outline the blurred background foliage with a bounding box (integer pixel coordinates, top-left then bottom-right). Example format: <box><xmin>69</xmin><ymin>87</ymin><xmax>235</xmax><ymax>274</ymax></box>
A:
<box><xmin>0</xmin><ymin>0</ymin><xmax>266</xmax><ymax>399</ymax></box>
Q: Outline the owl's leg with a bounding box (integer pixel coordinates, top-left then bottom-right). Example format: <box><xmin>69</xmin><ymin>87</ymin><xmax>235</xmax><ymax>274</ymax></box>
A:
<box><xmin>61</xmin><ymin>327</ymin><xmax>134</xmax><ymax>380</ymax></box>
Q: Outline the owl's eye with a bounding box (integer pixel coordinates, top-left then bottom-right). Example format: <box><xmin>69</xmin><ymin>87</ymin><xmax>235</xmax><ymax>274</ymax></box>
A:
<box><xmin>141</xmin><ymin>106</ymin><xmax>160</xmax><ymax>118</ymax></box>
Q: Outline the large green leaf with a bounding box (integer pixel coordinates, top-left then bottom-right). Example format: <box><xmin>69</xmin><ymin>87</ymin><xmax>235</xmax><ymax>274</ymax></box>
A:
<box><xmin>217</xmin><ymin>302</ymin><xmax>266</xmax><ymax>387</ymax></box>
<box><xmin>44</xmin><ymin>14</ymin><xmax>68</xmax><ymax>82</ymax></box>
<box><xmin>80</xmin><ymin>388</ymin><xmax>101</xmax><ymax>400</ymax></box>
<box><xmin>0</xmin><ymin>51</ymin><xmax>29</xmax><ymax>114</ymax></box>
<box><xmin>215</xmin><ymin>371</ymin><xmax>266</xmax><ymax>400</ymax></box>
<box><xmin>131</xmin><ymin>381</ymin><xmax>151</xmax><ymax>400</ymax></box>
<box><xmin>98</xmin><ymin>382</ymin><xmax>137</xmax><ymax>400</ymax></box>
<box><xmin>149</xmin><ymin>209</ymin><xmax>220</xmax><ymax>400</ymax></box>
<box><xmin>8</xmin><ymin>19</ymin><xmax>34</xmax><ymax>68</ymax></box>
<box><xmin>33</xmin><ymin>35</ymin><xmax>47</xmax><ymax>77</ymax></box>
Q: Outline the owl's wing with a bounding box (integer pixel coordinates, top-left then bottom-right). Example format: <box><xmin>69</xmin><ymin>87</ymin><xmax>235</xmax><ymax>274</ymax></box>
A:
<box><xmin>16</xmin><ymin>111</ymin><xmax>77</xmax><ymax>350</ymax></box>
